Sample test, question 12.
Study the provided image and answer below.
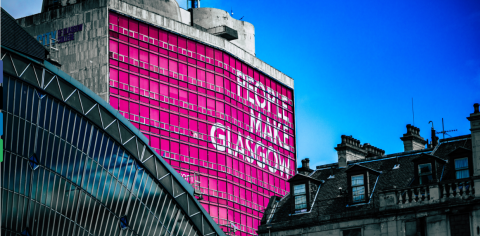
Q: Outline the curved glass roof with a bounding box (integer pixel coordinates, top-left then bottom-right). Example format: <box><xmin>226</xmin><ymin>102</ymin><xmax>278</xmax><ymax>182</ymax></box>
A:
<box><xmin>2</xmin><ymin>45</ymin><xmax>226</xmax><ymax>236</ymax></box>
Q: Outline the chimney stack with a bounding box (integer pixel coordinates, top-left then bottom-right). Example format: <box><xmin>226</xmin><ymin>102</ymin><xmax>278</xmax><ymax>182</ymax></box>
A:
<box><xmin>467</xmin><ymin>103</ymin><xmax>480</xmax><ymax>177</ymax></box>
<box><xmin>363</xmin><ymin>143</ymin><xmax>386</xmax><ymax>157</ymax></box>
<box><xmin>400</xmin><ymin>124</ymin><xmax>427</xmax><ymax>152</ymax></box>
<box><xmin>297</xmin><ymin>158</ymin><xmax>313</xmax><ymax>175</ymax></box>
<box><xmin>335</xmin><ymin>135</ymin><xmax>368</xmax><ymax>167</ymax></box>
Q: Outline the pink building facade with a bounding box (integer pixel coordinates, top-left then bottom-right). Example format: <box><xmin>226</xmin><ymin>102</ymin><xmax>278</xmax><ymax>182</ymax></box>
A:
<box><xmin>108</xmin><ymin>11</ymin><xmax>296</xmax><ymax>235</ymax></box>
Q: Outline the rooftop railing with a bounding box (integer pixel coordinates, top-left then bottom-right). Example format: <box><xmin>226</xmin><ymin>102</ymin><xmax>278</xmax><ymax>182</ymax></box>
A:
<box><xmin>379</xmin><ymin>178</ymin><xmax>477</xmax><ymax>210</ymax></box>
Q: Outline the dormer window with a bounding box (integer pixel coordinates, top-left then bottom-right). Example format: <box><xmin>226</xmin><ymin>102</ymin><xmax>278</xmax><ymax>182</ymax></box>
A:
<box><xmin>288</xmin><ymin>173</ymin><xmax>322</xmax><ymax>213</ymax></box>
<box><xmin>418</xmin><ymin>163</ymin><xmax>433</xmax><ymax>184</ymax></box>
<box><xmin>294</xmin><ymin>184</ymin><xmax>307</xmax><ymax>212</ymax></box>
<box><xmin>454</xmin><ymin>158</ymin><xmax>469</xmax><ymax>179</ymax></box>
<box><xmin>351</xmin><ymin>175</ymin><xmax>365</xmax><ymax>203</ymax></box>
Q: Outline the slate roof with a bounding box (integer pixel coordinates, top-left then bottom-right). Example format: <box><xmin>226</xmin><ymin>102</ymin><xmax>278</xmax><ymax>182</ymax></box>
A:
<box><xmin>1</xmin><ymin>7</ymin><xmax>47</xmax><ymax>61</ymax></box>
<box><xmin>260</xmin><ymin>135</ymin><xmax>472</xmax><ymax>230</ymax></box>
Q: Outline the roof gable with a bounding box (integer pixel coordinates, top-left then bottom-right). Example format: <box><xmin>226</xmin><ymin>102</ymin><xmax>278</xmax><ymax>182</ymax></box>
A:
<box><xmin>447</xmin><ymin>147</ymin><xmax>471</xmax><ymax>157</ymax></box>
<box><xmin>411</xmin><ymin>153</ymin><xmax>446</xmax><ymax>164</ymax></box>
<box><xmin>287</xmin><ymin>173</ymin><xmax>323</xmax><ymax>183</ymax></box>
<box><xmin>346</xmin><ymin>164</ymin><xmax>382</xmax><ymax>174</ymax></box>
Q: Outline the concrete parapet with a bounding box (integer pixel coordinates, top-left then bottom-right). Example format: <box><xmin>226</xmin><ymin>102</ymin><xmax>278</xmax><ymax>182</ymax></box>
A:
<box><xmin>192</xmin><ymin>7</ymin><xmax>255</xmax><ymax>55</ymax></box>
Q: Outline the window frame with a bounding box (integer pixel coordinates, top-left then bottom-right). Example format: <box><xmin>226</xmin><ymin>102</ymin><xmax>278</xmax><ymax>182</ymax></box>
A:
<box><xmin>418</xmin><ymin>163</ymin><xmax>433</xmax><ymax>185</ymax></box>
<box><xmin>293</xmin><ymin>183</ymin><xmax>307</xmax><ymax>212</ymax></box>
<box><xmin>351</xmin><ymin>174</ymin><xmax>365</xmax><ymax>203</ymax></box>
<box><xmin>454</xmin><ymin>157</ymin><xmax>470</xmax><ymax>179</ymax></box>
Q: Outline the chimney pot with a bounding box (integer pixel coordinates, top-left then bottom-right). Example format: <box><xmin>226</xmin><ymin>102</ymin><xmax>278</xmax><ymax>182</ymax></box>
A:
<box><xmin>401</xmin><ymin>124</ymin><xmax>427</xmax><ymax>152</ymax></box>
<box><xmin>298</xmin><ymin>158</ymin><xmax>313</xmax><ymax>175</ymax></box>
<box><xmin>474</xmin><ymin>103</ymin><xmax>479</xmax><ymax>113</ymax></box>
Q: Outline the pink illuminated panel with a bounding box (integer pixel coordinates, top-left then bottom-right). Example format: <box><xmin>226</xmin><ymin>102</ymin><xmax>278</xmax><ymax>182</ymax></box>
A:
<box><xmin>108</xmin><ymin>11</ymin><xmax>295</xmax><ymax>236</ymax></box>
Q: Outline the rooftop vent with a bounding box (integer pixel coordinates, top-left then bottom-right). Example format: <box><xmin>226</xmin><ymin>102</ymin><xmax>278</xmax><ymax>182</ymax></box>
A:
<box><xmin>207</xmin><ymin>25</ymin><xmax>239</xmax><ymax>41</ymax></box>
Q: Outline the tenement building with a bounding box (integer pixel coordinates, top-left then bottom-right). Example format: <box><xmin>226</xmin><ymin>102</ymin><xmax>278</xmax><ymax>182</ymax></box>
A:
<box><xmin>16</xmin><ymin>1</ymin><xmax>296</xmax><ymax>235</ymax></box>
<box><xmin>258</xmin><ymin>106</ymin><xmax>480</xmax><ymax>236</ymax></box>
<box><xmin>2</xmin><ymin>7</ymin><xmax>226</xmax><ymax>236</ymax></box>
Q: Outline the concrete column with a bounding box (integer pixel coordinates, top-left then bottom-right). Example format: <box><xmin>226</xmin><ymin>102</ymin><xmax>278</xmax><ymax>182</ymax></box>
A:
<box><xmin>429</xmin><ymin>185</ymin><xmax>441</xmax><ymax>203</ymax></box>
<box><xmin>379</xmin><ymin>191</ymin><xmax>398</xmax><ymax>210</ymax></box>
<box><xmin>474</xmin><ymin>179</ymin><xmax>480</xmax><ymax>198</ymax></box>
<box><xmin>386</xmin><ymin>217</ymin><xmax>398</xmax><ymax>236</ymax></box>
<box><xmin>426</xmin><ymin>215</ymin><xmax>448</xmax><ymax>236</ymax></box>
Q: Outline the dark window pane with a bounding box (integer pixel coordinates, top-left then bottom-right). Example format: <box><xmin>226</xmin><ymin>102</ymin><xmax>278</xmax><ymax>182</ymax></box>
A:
<box><xmin>343</xmin><ymin>228</ymin><xmax>361</xmax><ymax>236</ymax></box>
<box><xmin>418</xmin><ymin>163</ymin><xmax>432</xmax><ymax>174</ymax></box>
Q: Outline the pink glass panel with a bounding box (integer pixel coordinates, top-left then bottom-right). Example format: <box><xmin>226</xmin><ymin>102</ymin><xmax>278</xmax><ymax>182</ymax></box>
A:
<box><xmin>108</xmin><ymin>11</ymin><xmax>295</xmax><ymax>236</ymax></box>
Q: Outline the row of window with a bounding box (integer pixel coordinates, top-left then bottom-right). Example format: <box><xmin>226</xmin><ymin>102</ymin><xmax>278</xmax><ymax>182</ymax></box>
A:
<box><xmin>108</xmin><ymin>13</ymin><xmax>294</xmax><ymax>105</ymax></box>
<box><xmin>108</xmin><ymin>62</ymin><xmax>295</xmax><ymax>126</ymax></box>
<box><xmin>292</xmin><ymin>158</ymin><xmax>472</xmax><ymax>213</ymax></box>
<box><xmin>172</xmin><ymin>157</ymin><xmax>291</xmax><ymax>196</ymax></box>
<box><xmin>108</xmin><ymin>50</ymin><xmax>295</xmax><ymax>112</ymax></box>
<box><xmin>108</xmin><ymin>52</ymin><xmax>295</xmax><ymax>128</ymax></box>
<box><xmin>109</xmin><ymin>86</ymin><xmax>295</xmax><ymax>149</ymax></box>
<box><xmin>113</xmin><ymin>106</ymin><xmax>295</xmax><ymax>161</ymax></box>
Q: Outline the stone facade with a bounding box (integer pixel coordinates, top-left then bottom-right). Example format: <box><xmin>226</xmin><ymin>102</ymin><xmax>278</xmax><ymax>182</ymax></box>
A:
<box><xmin>17</xmin><ymin>1</ymin><xmax>109</xmax><ymax>101</ymax></box>
<box><xmin>258</xmin><ymin>104</ymin><xmax>480</xmax><ymax>236</ymax></box>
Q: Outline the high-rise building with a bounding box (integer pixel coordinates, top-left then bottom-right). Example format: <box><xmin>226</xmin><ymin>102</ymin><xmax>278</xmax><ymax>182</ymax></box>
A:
<box><xmin>16</xmin><ymin>1</ymin><xmax>296</xmax><ymax>235</ymax></box>
<box><xmin>2</xmin><ymin>7</ymin><xmax>226</xmax><ymax>236</ymax></box>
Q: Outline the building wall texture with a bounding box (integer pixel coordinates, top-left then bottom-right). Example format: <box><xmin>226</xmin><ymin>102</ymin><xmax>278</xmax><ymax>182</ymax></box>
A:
<box><xmin>192</xmin><ymin>8</ymin><xmax>255</xmax><ymax>56</ymax></box>
<box><xmin>17</xmin><ymin>1</ymin><xmax>110</xmax><ymax>101</ymax></box>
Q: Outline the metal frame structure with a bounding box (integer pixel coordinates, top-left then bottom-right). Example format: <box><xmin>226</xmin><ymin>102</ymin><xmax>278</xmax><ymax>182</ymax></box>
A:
<box><xmin>1</xmin><ymin>45</ymin><xmax>226</xmax><ymax>236</ymax></box>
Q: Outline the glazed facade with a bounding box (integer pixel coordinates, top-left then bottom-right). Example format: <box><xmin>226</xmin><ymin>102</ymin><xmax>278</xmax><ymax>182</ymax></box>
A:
<box><xmin>107</xmin><ymin>11</ymin><xmax>296</xmax><ymax>235</ymax></box>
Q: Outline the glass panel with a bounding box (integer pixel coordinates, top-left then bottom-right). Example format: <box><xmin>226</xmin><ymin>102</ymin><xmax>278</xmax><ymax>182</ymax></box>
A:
<box><xmin>293</xmin><ymin>184</ymin><xmax>305</xmax><ymax>195</ymax></box>
<box><xmin>455</xmin><ymin>158</ymin><xmax>468</xmax><ymax>169</ymax></box>
<box><xmin>352</xmin><ymin>186</ymin><xmax>365</xmax><ymax>202</ymax></box>
<box><xmin>351</xmin><ymin>175</ymin><xmax>364</xmax><ymax>186</ymax></box>
<box><xmin>456</xmin><ymin>169</ymin><xmax>469</xmax><ymax>179</ymax></box>
<box><xmin>294</xmin><ymin>195</ymin><xmax>306</xmax><ymax>210</ymax></box>
<box><xmin>418</xmin><ymin>163</ymin><xmax>432</xmax><ymax>174</ymax></box>
<box><xmin>419</xmin><ymin>175</ymin><xmax>433</xmax><ymax>184</ymax></box>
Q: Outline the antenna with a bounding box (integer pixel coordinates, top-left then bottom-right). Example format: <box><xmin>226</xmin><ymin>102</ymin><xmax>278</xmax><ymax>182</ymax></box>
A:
<box><xmin>412</xmin><ymin>98</ymin><xmax>414</xmax><ymax>126</ymax></box>
<box><xmin>240</xmin><ymin>16</ymin><xmax>244</xmax><ymax>20</ymax></box>
<box><xmin>436</xmin><ymin>118</ymin><xmax>457</xmax><ymax>139</ymax></box>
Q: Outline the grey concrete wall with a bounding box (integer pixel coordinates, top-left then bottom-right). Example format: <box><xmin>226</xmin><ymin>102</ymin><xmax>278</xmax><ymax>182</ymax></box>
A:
<box><xmin>17</xmin><ymin>1</ymin><xmax>110</xmax><ymax>102</ymax></box>
<box><xmin>192</xmin><ymin>8</ymin><xmax>255</xmax><ymax>56</ymax></box>
<box><xmin>179</xmin><ymin>8</ymin><xmax>191</xmax><ymax>25</ymax></box>
<box><xmin>109</xmin><ymin>0</ymin><xmax>294</xmax><ymax>89</ymax></box>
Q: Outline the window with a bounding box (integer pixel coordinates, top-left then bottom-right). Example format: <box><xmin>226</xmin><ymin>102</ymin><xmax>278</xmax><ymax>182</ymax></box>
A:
<box><xmin>351</xmin><ymin>175</ymin><xmax>365</xmax><ymax>202</ymax></box>
<box><xmin>406</xmin><ymin>218</ymin><xmax>426</xmax><ymax>236</ymax></box>
<box><xmin>454</xmin><ymin>158</ymin><xmax>469</xmax><ymax>179</ymax></box>
<box><xmin>418</xmin><ymin>163</ymin><xmax>433</xmax><ymax>184</ymax></box>
<box><xmin>449</xmin><ymin>214</ymin><xmax>471</xmax><ymax>236</ymax></box>
<box><xmin>294</xmin><ymin>184</ymin><xmax>307</xmax><ymax>212</ymax></box>
<box><xmin>343</xmin><ymin>228</ymin><xmax>361</xmax><ymax>236</ymax></box>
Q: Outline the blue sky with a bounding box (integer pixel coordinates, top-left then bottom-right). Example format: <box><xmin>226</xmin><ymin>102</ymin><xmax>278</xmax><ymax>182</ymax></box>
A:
<box><xmin>6</xmin><ymin>0</ymin><xmax>480</xmax><ymax>169</ymax></box>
